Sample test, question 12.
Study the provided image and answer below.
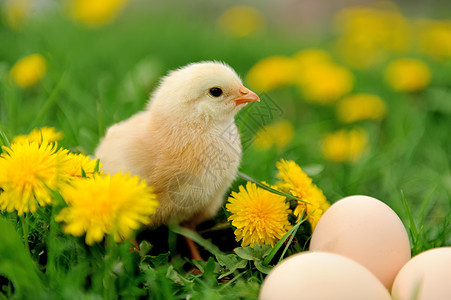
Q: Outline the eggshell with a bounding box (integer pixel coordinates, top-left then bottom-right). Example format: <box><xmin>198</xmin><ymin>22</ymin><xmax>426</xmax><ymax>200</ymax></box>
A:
<box><xmin>259</xmin><ymin>251</ymin><xmax>391</xmax><ymax>300</ymax></box>
<box><xmin>391</xmin><ymin>247</ymin><xmax>451</xmax><ymax>300</ymax></box>
<box><xmin>309</xmin><ymin>195</ymin><xmax>411</xmax><ymax>289</ymax></box>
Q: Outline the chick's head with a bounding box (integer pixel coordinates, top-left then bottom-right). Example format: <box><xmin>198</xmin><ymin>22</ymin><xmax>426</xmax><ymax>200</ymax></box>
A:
<box><xmin>148</xmin><ymin>61</ymin><xmax>260</xmax><ymax>123</ymax></box>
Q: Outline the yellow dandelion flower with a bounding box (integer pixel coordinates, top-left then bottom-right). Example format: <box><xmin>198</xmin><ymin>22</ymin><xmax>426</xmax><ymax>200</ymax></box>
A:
<box><xmin>9</xmin><ymin>54</ymin><xmax>47</xmax><ymax>88</ymax></box>
<box><xmin>12</xmin><ymin>127</ymin><xmax>63</xmax><ymax>146</ymax></box>
<box><xmin>0</xmin><ymin>142</ymin><xmax>68</xmax><ymax>216</ymax></box>
<box><xmin>253</xmin><ymin>120</ymin><xmax>294</xmax><ymax>150</ymax></box>
<box><xmin>385</xmin><ymin>58</ymin><xmax>431</xmax><ymax>92</ymax></box>
<box><xmin>321</xmin><ymin>128</ymin><xmax>368</xmax><ymax>162</ymax></box>
<box><xmin>226</xmin><ymin>182</ymin><xmax>291</xmax><ymax>247</ymax></box>
<box><xmin>276</xmin><ymin>159</ymin><xmax>329</xmax><ymax>230</ymax></box>
<box><xmin>336</xmin><ymin>93</ymin><xmax>387</xmax><ymax>123</ymax></box>
<box><xmin>218</xmin><ymin>5</ymin><xmax>265</xmax><ymax>37</ymax></box>
<box><xmin>2</xmin><ymin>0</ymin><xmax>32</xmax><ymax>31</ymax></box>
<box><xmin>417</xmin><ymin>19</ymin><xmax>451</xmax><ymax>61</ymax></box>
<box><xmin>64</xmin><ymin>153</ymin><xmax>101</xmax><ymax>178</ymax></box>
<box><xmin>66</xmin><ymin>0</ymin><xmax>130</xmax><ymax>27</ymax></box>
<box><xmin>293</xmin><ymin>49</ymin><xmax>333</xmax><ymax>71</ymax></box>
<box><xmin>333</xmin><ymin>4</ymin><xmax>411</xmax><ymax>69</ymax></box>
<box><xmin>246</xmin><ymin>56</ymin><xmax>296</xmax><ymax>92</ymax></box>
<box><xmin>297</xmin><ymin>62</ymin><xmax>354</xmax><ymax>104</ymax></box>
<box><xmin>56</xmin><ymin>173</ymin><xmax>158</xmax><ymax>245</ymax></box>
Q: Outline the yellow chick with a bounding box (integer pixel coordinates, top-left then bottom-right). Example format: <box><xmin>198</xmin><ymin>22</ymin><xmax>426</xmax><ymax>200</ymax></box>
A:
<box><xmin>95</xmin><ymin>61</ymin><xmax>259</xmax><ymax>234</ymax></box>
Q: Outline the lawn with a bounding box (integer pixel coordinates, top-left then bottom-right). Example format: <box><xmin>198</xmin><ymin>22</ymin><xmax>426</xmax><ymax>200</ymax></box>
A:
<box><xmin>0</xmin><ymin>1</ymin><xmax>450</xmax><ymax>299</ymax></box>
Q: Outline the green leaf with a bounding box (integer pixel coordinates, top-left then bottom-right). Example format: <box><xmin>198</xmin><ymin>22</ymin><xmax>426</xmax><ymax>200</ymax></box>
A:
<box><xmin>254</xmin><ymin>261</ymin><xmax>273</xmax><ymax>274</ymax></box>
<box><xmin>234</xmin><ymin>245</ymin><xmax>272</xmax><ymax>261</ymax></box>
<box><xmin>263</xmin><ymin>213</ymin><xmax>307</xmax><ymax>266</ymax></box>
<box><xmin>217</xmin><ymin>257</ymin><xmax>247</xmax><ymax>279</ymax></box>
<box><xmin>142</xmin><ymin>252</ymin><xmax>171</xmax><ymax>268</ymax></box>
<box><xmin>0</xmin><ymin>217</ymin><xmax>45</xmax><ymax>298</ymax></box>
<box><xmin>169</xmin><ymin>225</ymin><xmax>248</xmax><ymax>279</ymax></box>
<box><xmin>237</xmin><ymin>171</ymin><xmax>311</xmax><ymax>204</ymax></box>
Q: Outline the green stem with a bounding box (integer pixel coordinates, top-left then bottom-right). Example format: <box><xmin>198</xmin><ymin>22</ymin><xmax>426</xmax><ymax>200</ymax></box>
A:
<box><xmin>47</xmin><ymin>204</ymin><xmax>58</xmax><ymax>282</ymax></box>
<box><xmin>21</xmin><ymin>214</ymin><xmax>30</xmax><ymax>253</ymax></box>
<box><xmin>237</xmin><ymin>171</ymin><xmax>311</xmax><ymax>204</ymax></box>
<box><xmin>103</xmin><ymin>235</ymin><xmax>116</xmax><ymax>299</ymax></box>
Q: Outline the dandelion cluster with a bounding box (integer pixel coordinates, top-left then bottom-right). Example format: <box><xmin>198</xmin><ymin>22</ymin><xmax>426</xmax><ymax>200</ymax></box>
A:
<box><xmin>0</xmin><ymin>127</ymin><xmax>158</xmax><ymax>245</ymax></box>
<box><xmin>226</xmin><ymin>160</ymin><xmax>329</xmax><ymax>247</ymax></box>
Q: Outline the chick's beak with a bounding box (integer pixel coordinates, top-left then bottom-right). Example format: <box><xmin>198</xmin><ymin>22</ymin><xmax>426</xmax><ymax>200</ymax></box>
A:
<box><xmin>233</xmin><ymin>86</ymin><xmax>260</xmax><ymax>106</ymax></box>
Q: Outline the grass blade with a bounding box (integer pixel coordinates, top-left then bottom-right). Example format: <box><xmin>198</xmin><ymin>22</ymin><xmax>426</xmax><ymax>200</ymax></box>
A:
<box><xmin>238</xmin><ymin>171</ymin><xmax>310</xmax><ymax>204</ymax></box>
<box><xmin>263</xmin><ymin>213</ymin><xmax>307</xmax><ymax>266</ymax></box>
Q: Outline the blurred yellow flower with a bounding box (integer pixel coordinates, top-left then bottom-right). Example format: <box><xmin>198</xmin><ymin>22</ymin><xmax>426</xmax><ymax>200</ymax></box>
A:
<box><xmin>293</xmin><ymin>49</ymin><xmax>333</xmax><ymax>75</ymax></box>
<box><xmin>0</xmin><ymin>142</ymin><xmax>68</xmax><ymax>216</ymax></box>
<box><xmin>297</xmin><ymin>62</ymin><xmax>354</xmax><ymax>104</ymax></box>
<box><xmin>226</xmin><ymin>181</ymin><xmax>291</xmax><ymax>247</ymax></box>
<box><xmin>12</xmin><ymin>127</ymin><xmax>63</xmax><ymax>146</ymax></box>
<box><xmin>417</xmin><ymin>19</ymin><xmax>451</xmax><ymax>61</ymax></box>
<box><xmin>2</xmin><ymin>0</ymin><xmax>32</xmax><ymax>31</ymax></box>
<box><xmin>333</xmin><ymin>3</ymin><xmax>411</xmax><ymax>69</ymax></box>
<box><xmin>67</xmin><ymin>0</ymin><xmax>130</xmax><ymax>27</ymax></box>
<box><xmin>336</xmin><ymin>93</ymin><xmax>387</xmax><ymax>123</ymax></box>
<box><xmin>321</xmin><ymin>128</ymin><xmax>368</xmax><ymax>162</ymax></box>
<box><xmin>218</xmin><ymin>5</ymin><xmax>265</xmax><ymax>37</ymax></box>
<box><xmin>246</xmin><ymin>56</ymin><xmax>295</xmax><ymax>92</ymax></box>
<box><xmin>276</xmin><ymin>159</ymin><xmax>329</xmax><ymax>230</ymax></box>
<box><xmin>9</xmin><ymin>54</ymin><xmax>47</xmax><ymax>88</ymax></box>
<box><xmin>385</xmin><ymin>58</ymin><xmax>431</xmax><ymax>92</ymax></box>
<box><xmin>64</xmin><ymin>153</ymin><xmax>101</xmax><ymax>178</ymax></box>
<box><xmin>56</xmin><ymin>173</ymin><xmax>158</xmax><ymax>245</ymax></box>
<box><xmin>253</xmin><ymin>120</ymin><xmax>294</xmax><ymax>150</ymax></box>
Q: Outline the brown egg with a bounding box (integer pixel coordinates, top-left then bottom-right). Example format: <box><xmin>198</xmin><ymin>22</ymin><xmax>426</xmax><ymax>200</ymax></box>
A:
<box><xmin>309</xmin><ymin>195</ymin><xmax>411</xmax><ymax>290</ymax></box>
<box><xmin>391</xmin><ymin>247</ymin><xmax>451</xmax><ymax>300</ymax></box>
<box><xmin>259</xmin><ymin>252</ymin><xmax>391</xmax><ymax>300</ymax></box>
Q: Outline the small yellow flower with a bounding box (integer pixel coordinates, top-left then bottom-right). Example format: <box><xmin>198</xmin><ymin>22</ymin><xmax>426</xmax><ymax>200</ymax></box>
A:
<box><xmin>226</xmin><ymin>182</ymin><xmax>291</xmax><ymax>247</ymax></box>
<box><xmin>0</xmin><ymin>142</ymin><xmax>68</xmax><ymax>216</ymax></box>
<box><xmin>297</xmin><ymin>62</ymin><xmax>354</xmax><ymax>104</ymax></box>
<box><xmin>56</xmin><ymin>173</ymin><xmax>158</xmax><ymax>245</ymax></box>
<box><xmin>253</xmin><ymin>120</ymin><xmax>294</xmax><ymax>150</ymax></box>
<box><xmin>218</xmin><ymin>5</ymin><xmax>265</xmax><ymax>37</ymax></box>
<box><xmin>246</xmin><ymin>56</ymin><xmax>295</xmax><ymax>92</ymax></box>
<box><xmin>333</xmin><ymin>3</ymin><xmax>411</xmax><ymax>69</ymax></box>
<box><xmin>9</xmin><ymin>54</ymin><xmax>47</xmax><ymax>88</ymax></box>
<box><xmin>336</xmin><ymin>93</ymin><xmax>387</xmax><ymax>123</ymax></box>
<box><xmin>385</xmin><ymin>58</ymin><xmax>431</xmax><ymax>92</ymax></box>
<box><xmin>12</xmin><ymin>127</ymin><xmax>63</xmax><ymax>146</ymax></box>
<box><xmin>293</xmin><ymin>49</ymin><xmax>333</xmax><ymax>69</ymax></box>
<box><xmin>64</xmin><ymin>153</ymin><xmax>101</xmax><ymax>178</ymax></box>
<box><xmin>66</xmin><ymin>0</ymin><xmax>130</xmax><ymax>27</ymax></box>
<box><xmin>321</xmin><ymin>128</ymin><xmax>368</xmax><ymax>162</ymax></box>
<box><xmin>417</xmin><ymin>19</ymin><xmax>451</xmax><ymax>61</ymax></box>
<box><xmin>276</xmin><ymin>159</ymin><xmax>329</xmax><ymax>230</ymax></box>
<box><xmin>2</xmin><ymin>0</ymin><xmax>32</xmax><ymax>31</ymax></box>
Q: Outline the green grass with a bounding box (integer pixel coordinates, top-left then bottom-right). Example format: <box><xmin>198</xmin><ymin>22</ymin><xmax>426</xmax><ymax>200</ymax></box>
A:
<box><xmin>0</xmin><ymin>2</ymin><xmax>450</xmax><ymax>299</ymax></box>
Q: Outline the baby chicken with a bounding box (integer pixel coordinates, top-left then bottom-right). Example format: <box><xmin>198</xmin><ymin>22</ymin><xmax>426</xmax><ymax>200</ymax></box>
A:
<box><xmin>95</xmin><ymin>61</ymin><xmax>259</xmax><ymax>237</ymax></box>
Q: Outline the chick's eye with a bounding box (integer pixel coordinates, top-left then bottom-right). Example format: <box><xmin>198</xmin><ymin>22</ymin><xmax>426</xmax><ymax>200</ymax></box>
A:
<box><xmin>209</xmin><ymin>87</ymin><xmax>223</xmax><ymax>97</ymax></box>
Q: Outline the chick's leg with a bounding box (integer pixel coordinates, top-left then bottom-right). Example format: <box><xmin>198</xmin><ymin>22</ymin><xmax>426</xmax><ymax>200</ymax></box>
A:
<box><xmin>183</xmin><ymin>235</ymin><xmax>203</xmax><ymax>261</ymax></box>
